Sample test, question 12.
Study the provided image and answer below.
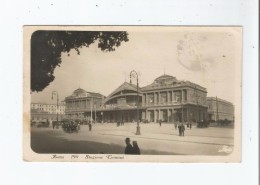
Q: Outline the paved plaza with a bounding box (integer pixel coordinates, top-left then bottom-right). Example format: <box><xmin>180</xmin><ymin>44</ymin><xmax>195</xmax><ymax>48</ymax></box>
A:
<box><xmin>31</xmin><ymin>123</ymin><xmax>234</xmax><ymax>155</ymax></box>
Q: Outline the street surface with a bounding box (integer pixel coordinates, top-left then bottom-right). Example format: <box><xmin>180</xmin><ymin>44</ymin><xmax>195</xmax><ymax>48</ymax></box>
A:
<box><xmin>31</xmin><ymin>123</ymin><xmax>234</xmax><ymax>155</ymax></box>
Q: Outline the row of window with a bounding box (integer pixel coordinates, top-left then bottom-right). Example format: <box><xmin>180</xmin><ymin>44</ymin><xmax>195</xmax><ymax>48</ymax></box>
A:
<box><xmin>32</xmin><ymin>104</ymin><xmax>65</xmax><ymax>108</ymax></box>
<box><xmin>66</xmin><ymin>100</ymin><xmax>101</xmax><ymax>109</ymax></box>
<box><xmin>145</xmin><ymin>91</ymin><xmax>189</xmax><ymax>104</ymax></box>
<box><xmin>32</xmin><ymin>105</ymin><xmax>65</xmax><ymax>110</ymax></box>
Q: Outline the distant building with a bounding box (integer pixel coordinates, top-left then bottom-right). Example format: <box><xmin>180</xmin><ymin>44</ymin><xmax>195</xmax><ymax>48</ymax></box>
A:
<box><xmin>31</xmin><ymin>109</ymin><xmax>57</xmax><ymax>123</ymax></box>
<box><xmin>31</xmin><ymin>102</ymin><xmax>65</xmax><ymax>114</ymax></box>
<box><xmin>72</xmin><ymin>74</ymin><xmax>208</xmax><ymax>123</ymax></box>
<box><xmin>64</xmin><ymin>88</ymin><xmax>105</xmax><ymax>120</ymax></box>
<box><xmin>207</xmin><ymin>97</ymin><xmax>234</xmax><ymax>122</ymax></box>
<box><xmin>31</xmin><ymin>102</ymin><xmax>65</xmax><ymax>122</ymax></box>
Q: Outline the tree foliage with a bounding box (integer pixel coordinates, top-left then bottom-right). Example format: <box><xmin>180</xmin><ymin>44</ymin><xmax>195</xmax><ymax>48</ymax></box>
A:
<box><xmin>31</xmin><ymin>31</ymin><xmax>129</xmax><ymax>92</ymax></box>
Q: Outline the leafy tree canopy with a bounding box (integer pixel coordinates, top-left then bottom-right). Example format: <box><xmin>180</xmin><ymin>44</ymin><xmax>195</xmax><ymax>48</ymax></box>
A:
<box><xmin>31</xmin><ymin>31</ymin><xmax>129</xmax><ymax>92</ymax></box>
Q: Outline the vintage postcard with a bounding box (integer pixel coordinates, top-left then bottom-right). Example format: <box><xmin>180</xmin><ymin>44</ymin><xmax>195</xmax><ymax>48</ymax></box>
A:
<box><xmin>23</xmin><ymin>26</ymin><xmax>242</xmax><ymax>162</ymax></box>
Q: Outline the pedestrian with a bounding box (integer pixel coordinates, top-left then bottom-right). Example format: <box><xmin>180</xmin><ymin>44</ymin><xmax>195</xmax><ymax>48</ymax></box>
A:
<box><xmin>181</xmin><ymin>123</ymin><xmax>185</xmax><ymax>136</ymax></box>
<box><xmin>178</xmin><ymin>124</ymin><xmax>182</xmax><ymax>136</ymax></box>
<box><xmin>77</xmin><ymin>122</ymin><xmax>80</xmax><ymax>131</ymax></box>
<box><xmin>89</xmin><ymin>123</ymin><xmax>92</xmax><ymax>131</ymax></box>
<box><xmin>49</xmin><ymin>119</ymin><xmax>52</xmax><ymax>128</ymax></box>
<box><xmin>190</xmin><ymin>122</ymin><xmax>192</xmax><ymax>129</ymax></box>
<box><xmin>52</xmin><ymin>121</ymin><xmax>55</xmax><ymax>129</ymax></box>
<box><xmin>46</xmin><ymin>119</ymin><xmax>50</xmax><ymax>127</ymax></box>
<box><xmin>159</xmin><ymin>120</ymin><xmax>162</xmax><ymax>127</ymax></box>
<box><xmin>174</xmin><ymin>122</ymin><xmax>177</xmax><ymax>130</ymax></box>
<box><xmin>124</xmin><ymin>137</ymin><xmax>133</xmax><ymax>154</ymax></box>
<box><xmin>132</xmin><ymin>141</ymin><xmax>141</xmax><ymax>155</ymax></box>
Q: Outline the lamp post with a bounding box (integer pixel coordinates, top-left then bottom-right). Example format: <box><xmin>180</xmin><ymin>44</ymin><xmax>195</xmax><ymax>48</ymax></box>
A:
<box><xmin>94</xmin><ymin>103</ymin><xmax>96</xmax><ymax>123</ymax></box>
<box><xmin>52</xmin><ymin>91</ymin><xmax>59</xmax><ymax>128</ymax></box>
<box><xmin>181</xmin><ymin>99</ymin><xmax>184</xmax><ymax>123</ymax></box>
<box><xmin>90</xmin><ymin>98</ymin><xmax>93</xmax><ymax>124</ymax></box>
<box><xmin>130</xmin><ymin>70</ymin><xmax>141</xmax><ymax>135</ymax></box>
<box><xmin>193</xmin><ymin>85</ymin><xmax>199</xmax><ymax>123</ymax></box>
<box><xmin>216</xmin><ymin>96</ymin><xmax>219</xmax><ymax>124</ymax></box>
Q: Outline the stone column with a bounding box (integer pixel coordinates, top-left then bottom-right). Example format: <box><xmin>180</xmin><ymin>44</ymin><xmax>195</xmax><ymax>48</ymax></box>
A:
<box><xmin>168</xmin><ymin>91</ymin><xmax>170</xmax><ymax>104</ymax></box>
<box><xmin>172</xmin><ymin>108</ymin><xmax>175</xmax><ymax>122</ymax></box>
<box><xmin>154</xmin><ymin>110</ymin><xmax>157</xmax><ymax>122</ymax></box>
<box><xmin>158</xmin><ymin>92</ymin><xmax>161</xmax><ymax>105</ymax></box>
<box><xmin>153</xmin><ymin>92</ymin><xmax>156</xmax><ymax>105</ymax></box>
<box><xmin>153</xmin><ymin>109</ymin><xmax>155</xmax><ymax>122</ymax></box>
<box><xmin>187</xmin><ymin>108</ymin><xmax>189</xmax><ymax>122</ymax></box>
<box><xmin>168</xmin><ymin>91</ymin><xmax>171</xmax><ymax>104</ymax></box>
<box><xmin>165</xmin><ymin>91</ymin><xmax>169</xmax><ymax>104</ymax></box>
<box><xmin>167</xmin><ymin>109</ymin><xmax>170</xmax><ymax>122</ymax></box>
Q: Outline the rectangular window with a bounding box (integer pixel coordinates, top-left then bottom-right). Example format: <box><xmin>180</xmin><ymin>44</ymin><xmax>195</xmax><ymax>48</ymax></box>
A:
<box><xmin>148</xmin><ymin>94</ymin><xmax>154</xmax><ymax>104</ymax></box>
<box><xmin>175</xmin><ymin>91</ymin><xmax>181</xmax><ymax>102</ymax></box>
<box><xmin>183</xmin><ymin>90</ymin><xmax>187</xmax><ymax>101</ymax></box>
<box><xmin>161</xmin><ymin>92</ymin><xmax>167</xmax><ymax>103</ymax></box>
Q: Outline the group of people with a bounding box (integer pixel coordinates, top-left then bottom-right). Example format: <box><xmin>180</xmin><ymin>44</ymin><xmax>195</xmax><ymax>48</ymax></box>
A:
<box><xmin>186</xmin><ymin>122</ymin><xmax>192</xmax><ymax>129</ymax></box>
<box><xmin>177</xmin><ymin>123</ymin><xmax>185</xmax><ymax>136</ymax></box>
<box><xmin>173</xmin><ymin>122</ymin><xmax>194</xmax><ymax>136</ymax></box>
<box><xmin>117</xmin><ymin>121</ymin><xmax>125</xmax><ymax>127</ymax></box>
<box><xmin>124</xmin><ymin>137</ymin><xmax>141</xmax><ymax>155</ymax></box>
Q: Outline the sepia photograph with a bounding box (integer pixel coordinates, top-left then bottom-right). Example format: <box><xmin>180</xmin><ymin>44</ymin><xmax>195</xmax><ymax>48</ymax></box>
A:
<box><xmin>0</xmin><ymin>0</ymin><xmax>258</xmax><ymax>184</ymax></box>
<box><xmin>23</xmin><ymin>26</ymin><xmax>242</xmax><ymax>162</ymax></box>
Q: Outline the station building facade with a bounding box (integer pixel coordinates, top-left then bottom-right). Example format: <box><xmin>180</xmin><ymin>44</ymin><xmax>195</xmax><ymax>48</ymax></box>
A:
<box><xmin>64</xmin><ymin>75</ymin><xmax>208</xmax><ymax>123</ymax></box>
<box><xmin>141</xmin><ymin>75</ymin><xmax>208</xmax><ymax>123</ymax></box>
<box><xmin>99</xmin><ymin>82</ymin><xmax>142</xmax><ymax>123</ymax></box>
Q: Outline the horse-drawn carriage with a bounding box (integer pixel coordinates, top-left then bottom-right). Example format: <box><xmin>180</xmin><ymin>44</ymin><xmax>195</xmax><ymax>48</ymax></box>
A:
<box><xmin>61</xmin><ymin>120</ymin><xmax>80</xmax><ymax>133</ymax></box>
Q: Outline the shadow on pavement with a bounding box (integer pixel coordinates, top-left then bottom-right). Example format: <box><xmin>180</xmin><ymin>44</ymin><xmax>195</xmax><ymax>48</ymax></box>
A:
<box><xmin>31</xmin><ymin>129</ymin><xmax>176</xmax><ymax>155</ymax></box>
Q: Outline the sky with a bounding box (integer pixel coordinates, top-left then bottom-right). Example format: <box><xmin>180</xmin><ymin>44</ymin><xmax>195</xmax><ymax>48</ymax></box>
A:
<box><xmin>31</xmin><ymin>27</ymin><xmax>242</xmax><ymax>105</ymax></box>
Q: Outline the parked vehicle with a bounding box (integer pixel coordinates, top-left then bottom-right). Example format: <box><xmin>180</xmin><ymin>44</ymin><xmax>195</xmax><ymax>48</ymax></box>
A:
<box><xmin>197</xmin><ymin>120</ymin><xmax>209</xmax><ymax>128</ymax></box>
<box><xmin>36</xmin><ymin>121</ymin><xmax>50</xmax><ymax>128</ymax></box>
